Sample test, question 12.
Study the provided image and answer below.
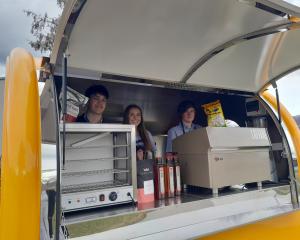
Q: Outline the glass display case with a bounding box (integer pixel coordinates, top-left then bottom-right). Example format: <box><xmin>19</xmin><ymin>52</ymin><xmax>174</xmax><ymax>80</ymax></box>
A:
<box><xmin>60</xmin><ymin>124</ymin><xmax>136</xmax><ymax>211</ymax></box>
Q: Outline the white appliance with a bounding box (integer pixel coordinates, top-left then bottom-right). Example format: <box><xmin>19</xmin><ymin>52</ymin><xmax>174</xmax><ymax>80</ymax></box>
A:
<box><xmin>173</xmin><ymin>127</ymin><xmax>272</xmax><ymax>196</ymax></box>
<box><xmin>61</xmin><ymin>124</ymin><xmax>137</xmax><ymax>211</ymax></box>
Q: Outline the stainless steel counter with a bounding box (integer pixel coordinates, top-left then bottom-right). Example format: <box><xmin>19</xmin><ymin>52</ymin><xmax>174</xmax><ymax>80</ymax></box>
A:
<box><xmin>65</xmin><ymin>192</ymin><xmax>204</xmax><ymax>225</ymax></box>
<box><xmin>64</xmin><ymin>183</ymin><xmax>295</xmax><ymax>240</ymax></box>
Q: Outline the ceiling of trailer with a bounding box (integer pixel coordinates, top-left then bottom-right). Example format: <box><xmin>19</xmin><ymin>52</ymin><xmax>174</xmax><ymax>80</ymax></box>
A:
<box><xmin>51</xmin><ymin>0</ymin><xmax>300</xmax><ymax>92</ymax></box>
<box><xmin>188</xmin><ymin>28</ymin><xmax>300</xmax><ymax>91</ymax></box>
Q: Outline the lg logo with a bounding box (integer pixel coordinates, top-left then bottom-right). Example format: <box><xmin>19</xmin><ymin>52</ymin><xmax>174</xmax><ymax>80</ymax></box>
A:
<box><xmin>214</xmin><ymin>157</ymin><xmax>223</xmax><ymax>161</ymax></box>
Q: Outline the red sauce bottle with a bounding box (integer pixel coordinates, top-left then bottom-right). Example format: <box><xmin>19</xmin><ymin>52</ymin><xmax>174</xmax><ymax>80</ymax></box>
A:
<box><xmin>164</xmin><ymin>153</ymin><xmax>175</xmax><ymax>198</ymax></box>
<box><xmin>173</xmin><ymin>153</ymin><xmax>182</xmax><ymax>196</ymax></box>
<box><xmin>154</xmin><ymin>157</ymin><xmax>165</xmax><ymax>199</ymax></box>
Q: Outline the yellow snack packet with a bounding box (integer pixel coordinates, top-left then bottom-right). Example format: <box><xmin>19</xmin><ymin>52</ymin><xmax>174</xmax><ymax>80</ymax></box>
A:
<box><xmin>202</xmin><ymin>100</ymin><xmax>226</xmax><ymax>127</ymax></box>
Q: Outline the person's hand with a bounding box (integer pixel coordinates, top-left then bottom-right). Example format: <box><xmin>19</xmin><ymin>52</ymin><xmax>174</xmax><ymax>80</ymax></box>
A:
<box><xmin>136</xmin><ymin>149</ymin><xmax>144</xmax><ymax>160</ymax></box>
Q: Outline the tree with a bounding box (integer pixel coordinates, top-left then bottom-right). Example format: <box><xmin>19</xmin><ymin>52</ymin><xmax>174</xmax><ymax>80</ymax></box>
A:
<box><xmin>24</xmin><ymin>0</ymin><xmax>67</xmax><ymax>54</ymax></box>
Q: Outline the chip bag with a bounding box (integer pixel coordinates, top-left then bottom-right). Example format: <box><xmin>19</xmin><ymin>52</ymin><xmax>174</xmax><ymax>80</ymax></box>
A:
<box><xmin>59</xmin><ymin>87</ymin><xmax>88</xmax><ymax>122</ymax></box>
<box><xmin>202</xmin><ymin>100</ymin><xmax>226</xmax><ymax>127</ymax></box>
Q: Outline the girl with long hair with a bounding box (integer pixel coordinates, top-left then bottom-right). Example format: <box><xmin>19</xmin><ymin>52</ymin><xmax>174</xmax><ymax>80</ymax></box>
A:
<box><xmin>123</xmin><ymin>104</ymin><xmax>156</xmax><ymax>156</ymax></box>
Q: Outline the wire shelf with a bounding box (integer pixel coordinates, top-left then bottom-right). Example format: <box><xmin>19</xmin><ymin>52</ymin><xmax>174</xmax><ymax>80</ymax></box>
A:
<box><xmin>62</xmin><ymin>180</ymin><xmax>129</xmax><ymax>193</ymax></box>
<box><xmin>62</xmin><ymin>168</ymin><xmax>130</xmax><ymax>177</ymax></box>
<box><xmin>65</xmin><ymin>144</ymin><xmax>129</xmax><ymax>150</ymax></box>
<box><xmin>65</xmin><ymin>157</ymin><xmax>129</xmax><ymax>162</ymax></box>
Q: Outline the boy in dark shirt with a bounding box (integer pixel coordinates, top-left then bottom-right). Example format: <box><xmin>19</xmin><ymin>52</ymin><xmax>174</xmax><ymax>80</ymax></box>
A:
<box><xmin>76</xmin><ymin>85</ymin><xmax>109</xmax><ymax>123</ymax></box>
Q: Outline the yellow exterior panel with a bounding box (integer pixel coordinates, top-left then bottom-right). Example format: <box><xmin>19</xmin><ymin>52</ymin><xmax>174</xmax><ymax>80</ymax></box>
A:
<box><xmin>200</xmin><ymin>210</ymin><xmax>300</xmax><ymax>239</ymax></box>
<box><xmin>0</xmin><ymin>48</ymin><xmax>41</xmax><ymax>240</ymax></box>
<box><xmin>261</xmin><ymin>91</ymin><xmax>300</xmax><ymax>176</ymax></box>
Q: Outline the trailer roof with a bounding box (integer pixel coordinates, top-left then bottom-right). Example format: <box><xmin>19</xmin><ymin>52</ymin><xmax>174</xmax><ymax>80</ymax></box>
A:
<box><xmin>51</xmin><ymin>0</ymin><xmax>300</xmax><ymax>93</ymax></box>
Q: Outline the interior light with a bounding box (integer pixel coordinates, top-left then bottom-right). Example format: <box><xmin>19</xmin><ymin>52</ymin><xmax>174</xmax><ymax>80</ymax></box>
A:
<box><xmin>38</xmin><ymin>82</ymin><xmax>45</xmax><ymax>96</ymax></box>
<box><xmin>279</xmin><ymin>28</ymin><xmax>288</xmax><ymax>32</ymax></box>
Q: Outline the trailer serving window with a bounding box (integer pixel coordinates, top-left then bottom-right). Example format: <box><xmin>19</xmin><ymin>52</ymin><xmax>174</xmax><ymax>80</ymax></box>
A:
<box><xmin>39</xmin><ymin>74</ymin><xmax>293</xmax><ymax>238</ymax></box>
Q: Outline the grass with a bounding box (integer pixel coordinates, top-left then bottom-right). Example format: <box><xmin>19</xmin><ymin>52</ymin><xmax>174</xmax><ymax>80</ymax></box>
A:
<box><xmin>66</xmin><ymin>212</ymin><xmax>146</xmax><ymax>238</ymax></box>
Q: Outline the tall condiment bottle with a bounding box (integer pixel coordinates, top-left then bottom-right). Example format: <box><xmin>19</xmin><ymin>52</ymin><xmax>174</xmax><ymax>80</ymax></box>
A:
<box><xmin>164</xmin><ymin>153</ymin><xmax>175</xmax><ymax>198</ymax></box>
<box><xmin>173</xmin><ymin>153</ymin><xmax>182</xmax><ymax>196</ymax></box>
<box><xmin>154</xmin><ymin>157</ymin><xmax>165</xmax><ymax>199</ymax></box>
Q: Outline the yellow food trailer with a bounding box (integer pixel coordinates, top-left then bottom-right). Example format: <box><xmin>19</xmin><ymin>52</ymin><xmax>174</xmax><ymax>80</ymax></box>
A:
<box><xmin>1</xmin><ymin>1</ymin><xmax>300</xmax><ymax>239</ymax></box>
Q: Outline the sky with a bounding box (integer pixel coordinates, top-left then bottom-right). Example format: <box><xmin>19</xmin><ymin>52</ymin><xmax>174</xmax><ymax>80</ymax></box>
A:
<box><xmin>277</xmin><ymin>70</ymin><xmax>300</xmax><ymax>116</ymax></box>
<box><xmin>0</xmin><ymin>0</ymin><xmax>62</xmax><ymax>169</ymax></box>
<box><xmin>266</xmin><ymin>71</ymin><xmax>300</xmax><ymax>156</ymax></box>
<box><xmin>284</xmin><ymin>0</ymin><xmax>300</xmax><ymax>7</ymax></box>
<box><xmin>0</xmin><ymin>0</ymin><xmax>61</xmax><ymax>76</ymax></box>
<box><xmin>268</xmin><ymin>70</ymin><xmax>300</xmax><ymax>116</ymax></box>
